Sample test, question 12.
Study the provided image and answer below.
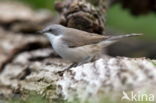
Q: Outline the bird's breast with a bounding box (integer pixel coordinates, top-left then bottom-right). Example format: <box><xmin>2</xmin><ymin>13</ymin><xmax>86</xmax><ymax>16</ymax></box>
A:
<box><xmin>52</xmin><ymin>36</ymin><xmax>68</xmax><ymax>55</ymax></box>
<box><xmin>51</xmin><ymin>36</ymin><xmax>80</xmax><ymax>62</ymax></box>
<box><xmin>52</xmin><ymin>36</ymin><xmax>79</xmax><ymax>62</ymax></box>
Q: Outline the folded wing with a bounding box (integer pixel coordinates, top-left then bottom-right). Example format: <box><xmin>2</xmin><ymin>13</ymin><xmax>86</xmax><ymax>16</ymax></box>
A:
<box><xmin>62</xmin><ymin>28</ymin><xmax>109</xmax><ymax>47</ymax></box>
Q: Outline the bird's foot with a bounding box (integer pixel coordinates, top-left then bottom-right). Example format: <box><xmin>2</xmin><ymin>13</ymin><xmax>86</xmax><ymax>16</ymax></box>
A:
<box><xmin>57</xmin><ymin>63</ymin><xmax>78</xmax><ymax>76</ymax></box>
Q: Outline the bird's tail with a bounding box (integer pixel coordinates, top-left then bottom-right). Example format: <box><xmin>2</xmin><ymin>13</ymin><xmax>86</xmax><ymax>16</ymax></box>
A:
<box><xmin>98</xmin><ymin>33</ymin><xmax>142</xmax><ymax>47</ymax></box>
<box><xmin>107</xmin><ymin>33</ymin><xmax>142</xmax><ymax>41</ymax></box>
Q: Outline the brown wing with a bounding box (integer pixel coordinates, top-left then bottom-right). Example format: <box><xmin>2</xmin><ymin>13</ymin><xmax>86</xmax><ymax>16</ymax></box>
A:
<box><xmin>62</xmin><ymin>27</ymin><xmax>109</xmax><ymax>47</ymax></box>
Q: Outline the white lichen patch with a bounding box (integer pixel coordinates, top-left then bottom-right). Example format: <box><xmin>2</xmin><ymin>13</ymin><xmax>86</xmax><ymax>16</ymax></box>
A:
<box><xmin>57</xmin><ymin>57</ymin><xmax>156</xmax><ymax>102</ymax></box>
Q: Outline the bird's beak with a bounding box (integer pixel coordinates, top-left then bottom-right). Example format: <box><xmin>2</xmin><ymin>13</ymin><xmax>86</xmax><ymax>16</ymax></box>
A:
<box><xmin>37</xmin><ymin>30</ymin><xmax>46</xmax><ymax>34</ymax></box>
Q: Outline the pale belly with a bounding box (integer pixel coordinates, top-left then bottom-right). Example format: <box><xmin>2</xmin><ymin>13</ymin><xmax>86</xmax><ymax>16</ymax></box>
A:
<box><xmin>51</xmin><ymin>37</ymin><xmax>100</xmax><ymax>63</ymax></box>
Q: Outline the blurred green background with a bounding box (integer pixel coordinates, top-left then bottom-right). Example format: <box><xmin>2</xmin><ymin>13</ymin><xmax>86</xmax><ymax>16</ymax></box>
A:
<box><xmin>15</xmin><ymin>0</ymin><xmax>156</xmax><ymax>41</ymax></box>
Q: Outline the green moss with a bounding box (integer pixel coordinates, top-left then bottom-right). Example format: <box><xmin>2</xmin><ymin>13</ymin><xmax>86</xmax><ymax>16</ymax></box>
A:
<box><xmin>8</xmin><ymin>93</ymin><xmax>48</xmax><ymax>103</ymax></box>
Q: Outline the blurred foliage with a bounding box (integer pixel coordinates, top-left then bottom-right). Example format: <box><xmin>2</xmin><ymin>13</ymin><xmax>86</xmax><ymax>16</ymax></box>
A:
<box><xmin>112</xmin><ymin>0</ymin><xmax>156</xmax><ymax>15</ymax></box>
<box><xmin>17</xmin><ymin>0</ymin><xmax>56</xmax><ymax>10</ymax></box>
<box><xmin>107</xmin><ymin>5</ymin><xmax>156</xmax><ymax>40</ymax></box>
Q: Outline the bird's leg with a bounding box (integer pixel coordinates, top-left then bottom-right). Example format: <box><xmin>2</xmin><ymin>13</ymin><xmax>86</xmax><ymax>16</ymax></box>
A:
<box><xmin>65</xmin><ymin>63</ymin><xmax>78</xmax><ymax>69</ymax></box>
<box><xmin>58</xmin><ymin>63</ymin><xmax>78</xmax><ymax>76</ymax></box>
<box><xmin>58</xmin><ymin>56</ymin><xmax>96</xmax><ymax>75</ymax></box>
<box><xmin>77</xmin><ymin>56</ymin><xmax>96</xmax><ymax>66</ymax></box>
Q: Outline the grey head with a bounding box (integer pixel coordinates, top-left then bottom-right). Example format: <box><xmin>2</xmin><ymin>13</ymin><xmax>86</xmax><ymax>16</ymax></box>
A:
<box><xmin>40</xmin><ymin>24</ymin><xmax>66</xmax><ymax>40</ymax></box>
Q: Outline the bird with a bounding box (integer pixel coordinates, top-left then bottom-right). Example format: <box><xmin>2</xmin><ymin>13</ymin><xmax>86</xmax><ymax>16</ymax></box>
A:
<box><xmin>40</xmin><ymin>24</ymin><xmax>142</xmax><ymax>68</ymax></box>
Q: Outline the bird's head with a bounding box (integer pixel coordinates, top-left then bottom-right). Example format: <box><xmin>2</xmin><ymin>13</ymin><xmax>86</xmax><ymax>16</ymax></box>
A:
<box><xmin>40</xmin><ymin>24</ymin><xmax>66</xmax><ymax>40</ymax></box>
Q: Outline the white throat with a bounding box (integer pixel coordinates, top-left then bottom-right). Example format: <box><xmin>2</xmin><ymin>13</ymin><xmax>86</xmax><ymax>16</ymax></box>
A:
<box><xmin>45</xmin><ymin>33</ymin><xmax>57</xmax><ymax>41</ymax></box>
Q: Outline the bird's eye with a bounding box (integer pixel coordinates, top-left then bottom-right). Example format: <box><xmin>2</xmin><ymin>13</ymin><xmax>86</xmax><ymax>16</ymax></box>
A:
<box><xmin>47</xmin><ymin>28</ymin><xmax>58</xmax><ymax>36</ymax></box>
<box><xmin>48</xmin><ymin>29</ymin><xmax>53</xmax><ymax>32</ymax></box>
